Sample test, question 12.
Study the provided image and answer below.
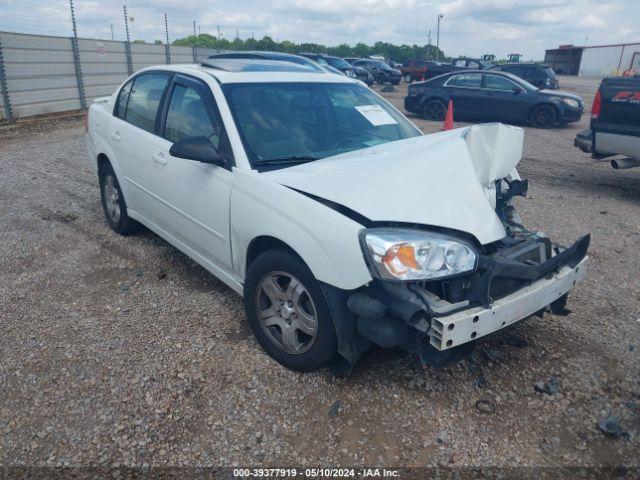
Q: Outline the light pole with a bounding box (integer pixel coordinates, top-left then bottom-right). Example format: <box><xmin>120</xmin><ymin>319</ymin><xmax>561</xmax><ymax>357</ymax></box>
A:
<box><xmin>436</xmin><ymin>13</ymin><xmax>443</xmax><ymax>61</ymax></box>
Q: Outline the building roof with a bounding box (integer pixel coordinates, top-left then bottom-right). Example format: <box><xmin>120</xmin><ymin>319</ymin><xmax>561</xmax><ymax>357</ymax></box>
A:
<box><xmin>547</xmin><ymin>41</ymin><xmax>640</xmax><ymax>52</ymax></box>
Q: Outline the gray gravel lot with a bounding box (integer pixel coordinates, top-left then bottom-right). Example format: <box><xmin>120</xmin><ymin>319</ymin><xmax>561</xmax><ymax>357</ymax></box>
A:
<box><xmin>1</xmin><ymin>75</ymin><xmax>639</xmax><ymax>471</ymax></box>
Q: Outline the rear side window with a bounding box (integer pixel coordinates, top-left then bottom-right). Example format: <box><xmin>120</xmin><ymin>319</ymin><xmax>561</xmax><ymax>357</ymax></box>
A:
<box><xmin>447</xmin><ymin>73</ymin><xmax>482</xmax><ymax>88</ymax></box>
<box><xmin>124</xmin><ymin>73</ymin><xmax>170</xmax><ymax>133</ymax></box>
<box><xmin>115</xmin><ymin>79</ymin><xmax>133</xmax><ymax>119</ymax></box>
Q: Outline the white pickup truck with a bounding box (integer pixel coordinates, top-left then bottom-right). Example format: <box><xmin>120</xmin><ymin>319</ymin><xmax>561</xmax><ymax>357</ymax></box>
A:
<box><xmin>86</xmin><ymin>58</ymin><xmax>589</xmax><ymax>373</ymax></box>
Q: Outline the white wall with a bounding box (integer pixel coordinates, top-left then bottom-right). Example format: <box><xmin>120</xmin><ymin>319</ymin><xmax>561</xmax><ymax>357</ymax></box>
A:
<box><xmin>579</xmin><ymin>43</ymin><xmax>640</xmax><ymax>77</ymax></box>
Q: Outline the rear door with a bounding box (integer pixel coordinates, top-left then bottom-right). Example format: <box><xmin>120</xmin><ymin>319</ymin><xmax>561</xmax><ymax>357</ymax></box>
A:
<box><xmin>109</xmin><ymin>71</ymin><xmax>172</xmax><ymax>220</ymax></box>
<box><xmin>443</xmin><ymin>73</ymin><xmax>485</xmax><ymax>118</ymax></box>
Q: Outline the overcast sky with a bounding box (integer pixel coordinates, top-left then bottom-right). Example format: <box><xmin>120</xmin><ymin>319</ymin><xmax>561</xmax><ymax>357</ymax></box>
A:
<box><xmin>1</xmin><ymin>0</ymin><xmax>637</xmax><ymax>59</ymax></box>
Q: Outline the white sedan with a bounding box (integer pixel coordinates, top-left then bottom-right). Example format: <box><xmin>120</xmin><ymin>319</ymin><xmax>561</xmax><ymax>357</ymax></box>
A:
<box><xmin>86</xmin><ymin>58</ymin><xmax>589</xmax><ymax>373</ymax></box>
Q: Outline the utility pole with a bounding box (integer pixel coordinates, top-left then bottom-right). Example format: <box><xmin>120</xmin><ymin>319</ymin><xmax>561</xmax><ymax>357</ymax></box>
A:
<box><xmin>427</xmin><ymin>29</ymin><xmax>431</xmax><ymax>60</ymax></box>
<box><xmin>110</xmin><ymin>23</ymin><xmax>114</xmax><ymax>41</ymax></box>
<box><xmin>164</xmin><ymin>13</ymin><xmax>170</xmax><ymax>64</ymax></box>
<box><xmin>436</xmin><ymin>13</ymin><xmax>443</xmax><ymax>61</ymax></box>
<box><xmin>217</xmin><ymin>25</ymin><xmax>221</xmax><ymax>53</ymax></box>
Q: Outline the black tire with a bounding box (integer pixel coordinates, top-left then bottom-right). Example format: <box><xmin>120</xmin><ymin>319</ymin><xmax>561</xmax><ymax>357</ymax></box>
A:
<box><xmin>243</xmin><ymin>250</ymin><xmax>338</xmax><ymax>372</ymax></box>
<box><xmin>529</xmin><ymin>104</ymin><xmax>557</xmax><ymax>128</ymax></box>
<box><xmin>423</xmin><ymin>98</ymin><xmax>447</xmax><ymax>121</ymax></box>
<box><xmin>376</xmin><ymin>74</ymin><xmax>386</xmax><ymax>84</ymax></box>
<box><xmin>98</xmin><ymin>162</ymin><xmax>141</xmax><ymax>235</ymax></box>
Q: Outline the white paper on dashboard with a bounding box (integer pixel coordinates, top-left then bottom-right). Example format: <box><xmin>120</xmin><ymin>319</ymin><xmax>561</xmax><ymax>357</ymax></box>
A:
<box><xmin>355</xmin><ymin>105</ymin><xmax>398</xmax><ymax>126</ymax></box>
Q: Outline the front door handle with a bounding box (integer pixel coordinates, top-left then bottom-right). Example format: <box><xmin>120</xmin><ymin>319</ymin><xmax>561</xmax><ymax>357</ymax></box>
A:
<box><xmin>152</xmin><ymin>153</ymin><xmax>167</xmax><ymax>166</ymax></box>
<box><xmin>110</xmin><ymin>131</ymin><xmax>122</xmax><ymax>142</ymax></box>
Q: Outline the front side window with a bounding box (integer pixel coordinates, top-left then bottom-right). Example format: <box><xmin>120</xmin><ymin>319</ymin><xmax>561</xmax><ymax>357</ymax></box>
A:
<box><xmin>124</xmin><ymin>73</ymin><xmax>170</xmax><ymax>133</ymax></box>
<box><xmin>223</xmin><ymin>82</ymin><xmax>421</xmax><ymax>170</ymax></box>
<box><xmin>446</xmin><ymin>73</ymin><xmax>482</xmax><ymax>88</ymax></box>
<box><xmin>484</xmin><ymin>75</ymin><xmax>519</xmax><ymax>91</ymax></box>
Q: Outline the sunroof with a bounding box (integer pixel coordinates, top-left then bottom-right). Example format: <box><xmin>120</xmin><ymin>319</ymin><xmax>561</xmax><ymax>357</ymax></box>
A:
<box><xmin>200</xmin><ymin>59</ymin><xmax>319</xmax><ymax>73</ymax></box>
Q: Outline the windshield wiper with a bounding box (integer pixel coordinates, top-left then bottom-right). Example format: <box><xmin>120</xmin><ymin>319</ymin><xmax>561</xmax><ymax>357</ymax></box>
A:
<box><xmin>255</xmin><ymin>155</ymin><xmax>319</xmax><ymax>166</ymax></box>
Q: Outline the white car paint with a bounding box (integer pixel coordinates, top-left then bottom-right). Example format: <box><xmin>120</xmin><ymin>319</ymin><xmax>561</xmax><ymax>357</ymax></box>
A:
<box><xmin>86</xmin><ymin>63</ymin><xmax>587</xmax><ymax>359</ymax></box>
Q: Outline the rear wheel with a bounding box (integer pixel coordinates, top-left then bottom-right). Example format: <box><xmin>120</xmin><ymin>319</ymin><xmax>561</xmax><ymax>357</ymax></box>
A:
<box><xmin>98</xmin><ymin>163</ymin><xmax>141</xmax><ymax>235</ymax></box>
<box><xmin>529</xmin><ymin>104</ymin><xmax>557</xmax><ymax>128</ymax></box>
<box><xmin>423</xmin><ymin>99</ymin><xmax>447</xmax><ymax>121</ymax></box>
<box><xmin>244</xmin><ymin>250</ymin><xmax>338</xmax><ymax>372</ymax></box>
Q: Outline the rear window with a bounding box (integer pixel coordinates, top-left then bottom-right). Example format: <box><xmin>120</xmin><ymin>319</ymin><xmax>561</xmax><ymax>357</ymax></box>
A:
<box><xmin>446</xmin><ymin>73</ymin><xmax>482</xmax><ymax>88</ymax></box>
<box><xmin>123</xmin><ymin>73</ymin><xmax>170</xmax><ymax>133</ymax></box>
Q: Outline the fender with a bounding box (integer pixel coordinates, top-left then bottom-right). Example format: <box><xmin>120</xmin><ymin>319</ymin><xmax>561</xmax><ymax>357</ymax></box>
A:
<box><xmin>231</xmin><ymin>168</ymin><xmax>372</xmax><ymax>291</ymax></box>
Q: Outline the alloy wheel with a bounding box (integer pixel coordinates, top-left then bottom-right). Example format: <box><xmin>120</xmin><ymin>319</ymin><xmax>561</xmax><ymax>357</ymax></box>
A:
<box><xmin>255</xmin><ymin>271</ymin><xmax>318</xmax><ymax>355</ymax></box>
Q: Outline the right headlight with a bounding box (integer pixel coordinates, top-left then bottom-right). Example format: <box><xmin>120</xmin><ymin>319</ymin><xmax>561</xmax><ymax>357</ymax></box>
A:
<box><xmin>361</xmin><ymin>228</ymin><xmax>478</xmax><ymax>281</ymax></box>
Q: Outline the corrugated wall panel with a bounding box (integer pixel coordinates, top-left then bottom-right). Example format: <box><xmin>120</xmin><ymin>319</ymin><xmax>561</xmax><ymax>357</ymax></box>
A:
<box><xmin>1</xmin><ymin>31</ymin><xmax>80</xmax><ymax>117</ymax></box>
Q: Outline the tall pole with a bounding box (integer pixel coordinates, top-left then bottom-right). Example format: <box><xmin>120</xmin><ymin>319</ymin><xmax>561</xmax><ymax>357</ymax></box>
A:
<box><xmin>164</xmin><ymin>13</ymin><xmax>170</xmax><ymax>64</ymax></box>
<box><xmin>427</xmin><ymin>29</ymin><xmax>431</xmax><ymax>61</ymax></box>
<box><xmin>217</xmin><ymin>25</ymin><xmax>221</xmax><ymax>53</ymax></box>
<box><xmin>68</xmin><ymin>0</ymin><xmax>86</xmax><ymax>109</ymax></box>
<box><xmin>436</xmin><ymin>13</ymin><xmax>443</xmax><ymax>61</ymax></box>
<box><xmin>193</xmin><ymin>20</ymin><xmax>197</xmax><ymax>62</ymax></box>
<box><xmin>110</xmin><ymin>23</ymin><xmax>114</xmax><ymax>41</ymax></box>
<box><xmin>123</xmin><ymin>5</ymin><xmax>133</xmax><ymax>74</ymax></box>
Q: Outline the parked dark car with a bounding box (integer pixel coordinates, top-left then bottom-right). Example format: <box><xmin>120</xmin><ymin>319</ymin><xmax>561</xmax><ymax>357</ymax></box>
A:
<box><xmin>574</xmin><ymin>76</ymin><xmax>640</xmax><ymax>169</ymax></box>
<box><xmin>490</xmin><ymin>63</ymin><xmax>559</xmax><ymax>89</ymax></box>
<box><xmin>351</xmin><ymin>59</ymin><xmax>401</xmax><ymax>85</ymax></box>
<box><xmin>405</xmin><ymin>70</ymin><xmax>583</xmax><ymax>128</ymax></box>
<box><xmin>299</xmin><ymin>53</ymin><xmax>373</xmax><ymax>85</ymax></box>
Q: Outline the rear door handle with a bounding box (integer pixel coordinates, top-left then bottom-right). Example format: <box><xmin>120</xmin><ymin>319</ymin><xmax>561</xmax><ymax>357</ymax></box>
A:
<box><xmin>152</xmin><ymin>153</ymin><xmax>167</xmax><ymax>166</ymax></box>
<box><xmin>110</xmin><ymin>131</ymin><xmax>121</xmax><ymax>142</ymax></box>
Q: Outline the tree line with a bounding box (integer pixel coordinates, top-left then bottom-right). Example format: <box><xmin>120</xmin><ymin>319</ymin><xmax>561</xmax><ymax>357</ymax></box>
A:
<box><xmin>171</xmin><ymin>34</ymin><xmax>448</xmax><ymax>62</ymax></box>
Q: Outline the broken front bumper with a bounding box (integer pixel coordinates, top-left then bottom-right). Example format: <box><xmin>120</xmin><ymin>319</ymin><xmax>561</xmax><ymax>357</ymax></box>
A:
<box><xmin>344</xmin><ymin>234</ymin><xmax>590</xmax><ymax>366</ymax></box>
<box><xmin>430</xmin><ymin>256</ymin><xmax>587</xmax><ymax>350</ymax></box>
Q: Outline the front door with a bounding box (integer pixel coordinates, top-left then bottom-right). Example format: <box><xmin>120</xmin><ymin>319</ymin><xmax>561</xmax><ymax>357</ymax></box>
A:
<box><xmin>147</xmin><ymin>74</ymin><xmax>235</xmax><ymax>274</ymax></box>
<box><xmin>482</xmin><ymin>73</ymin><xmax>532</xmax><ymax>122</ymax></box>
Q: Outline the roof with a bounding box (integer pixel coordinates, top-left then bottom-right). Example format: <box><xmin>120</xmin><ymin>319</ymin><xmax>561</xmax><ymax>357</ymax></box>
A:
<box><xmin>547</xmin><ymin>41</ymin><xmax>640</xmax><ymax>52</ymax></box>
<box><xmin>207</xmin><ymin>51</ymin><xmax>325</xmax><ymax>72</ymax></box>
<box><xmin>143</xmin><ymin>62</ymin><xmax>357</xmax><ymax>85</ymax></box>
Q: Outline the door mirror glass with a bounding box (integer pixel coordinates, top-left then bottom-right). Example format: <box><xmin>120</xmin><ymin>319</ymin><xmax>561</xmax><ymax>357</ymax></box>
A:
<box><xmin>169</xmin><ymin>136</ymin><xmax>227</xmax><ymax>166</ymax></box>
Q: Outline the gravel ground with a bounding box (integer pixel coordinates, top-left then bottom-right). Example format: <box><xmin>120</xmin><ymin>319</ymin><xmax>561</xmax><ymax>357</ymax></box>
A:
<box><xmin>1</xmin><ymin>75</ymin><xmax>639</xmax><ymax>474</ymax></box>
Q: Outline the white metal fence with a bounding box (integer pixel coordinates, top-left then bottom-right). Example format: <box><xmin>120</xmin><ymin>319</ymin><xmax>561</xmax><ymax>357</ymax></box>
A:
<box><xmin>0</xmin><ymin>31</ymin><xmax>219</xmax><ymax>121</ymax></box>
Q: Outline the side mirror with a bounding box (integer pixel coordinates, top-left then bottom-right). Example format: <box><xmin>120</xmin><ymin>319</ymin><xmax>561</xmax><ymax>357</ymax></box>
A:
<box><xmin>169</xmin><ymin>135</ymin><xmax>227</xmax><ymax>167</ymax></box>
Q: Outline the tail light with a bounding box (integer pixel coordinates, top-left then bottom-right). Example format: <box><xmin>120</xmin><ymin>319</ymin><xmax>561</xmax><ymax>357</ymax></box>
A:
<box><xmin>591</xmin><ymin>90</ymin><xmax>602</xmax><ymax>119</ymax></box>
<box><xmin>84</xmin><ymin>109</ymin><xmax>89</xmax><ymax>132</ymax></box>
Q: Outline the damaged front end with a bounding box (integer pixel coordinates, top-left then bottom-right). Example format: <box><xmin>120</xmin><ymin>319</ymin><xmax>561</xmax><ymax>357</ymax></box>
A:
<box><xmin>327</xmin><ymin>166</ymin><xmax>589</xmax><ymax>373</ymax></box>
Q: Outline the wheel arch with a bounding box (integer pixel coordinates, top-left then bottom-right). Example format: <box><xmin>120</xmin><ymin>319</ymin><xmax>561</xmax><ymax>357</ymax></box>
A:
<box><xmin>246</xmin><ymin>235</ymin><xmax>303</xmax><ymax>271</ymax></box>
<box><xmin>528</xmin><ymin>102</ymin><xmax>561</xmax><ymax>121</ymax></box>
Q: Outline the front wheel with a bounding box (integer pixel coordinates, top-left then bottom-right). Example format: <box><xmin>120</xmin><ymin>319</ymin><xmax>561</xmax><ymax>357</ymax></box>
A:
<box><xmin>243</xmin><ymin>250</ymin><xmax>338</xmax><ymax>372</ymax></box>
<box><xmin>529</xmin><ymin>104</ymin><xmax>557</xmax><ymax>128</ymax></box>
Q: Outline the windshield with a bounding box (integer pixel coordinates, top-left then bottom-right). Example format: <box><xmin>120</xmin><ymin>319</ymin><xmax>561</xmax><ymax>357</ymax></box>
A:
<box><xmin>223</xmin><ymin>82</ymin><xmax>421</xmax><ymax>170</ymax></box>
<box><xmin>326</xmin><ymin>57</ymin><xmax>352</xmax><ymax>69</ymax></box>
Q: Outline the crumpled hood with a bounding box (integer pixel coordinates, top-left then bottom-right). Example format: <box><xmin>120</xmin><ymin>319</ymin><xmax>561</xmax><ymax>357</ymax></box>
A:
<box><xmin>264</xmin><ymin>123</ymin><xmax>524</xmax><ymax>245</ymax></box>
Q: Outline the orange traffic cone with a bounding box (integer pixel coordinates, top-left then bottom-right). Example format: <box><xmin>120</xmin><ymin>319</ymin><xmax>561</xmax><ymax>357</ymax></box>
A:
<box><xmin>443</xmin><ymin>99</ymin><xmax>454</xmax><ymax>130</ymax></box>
